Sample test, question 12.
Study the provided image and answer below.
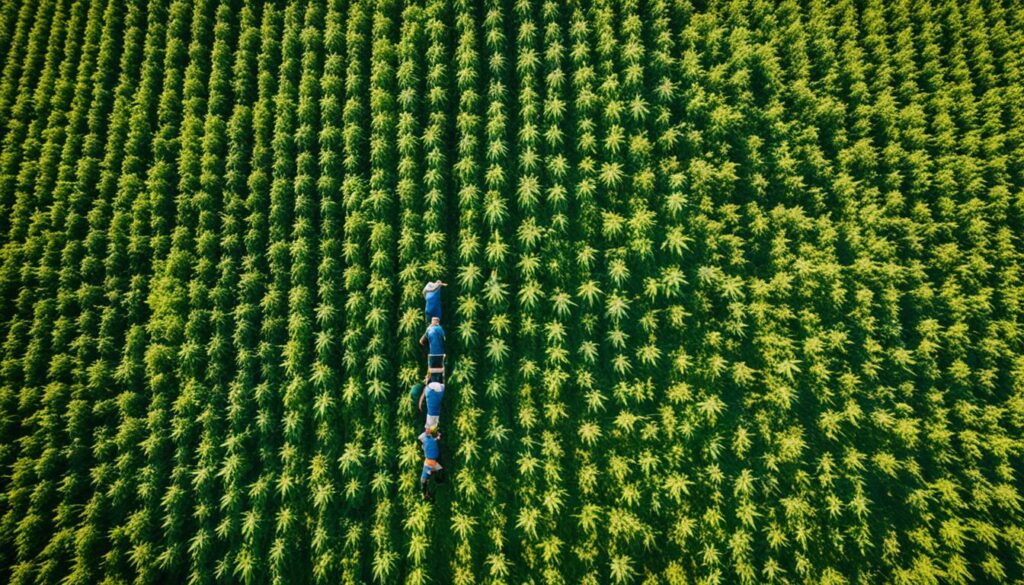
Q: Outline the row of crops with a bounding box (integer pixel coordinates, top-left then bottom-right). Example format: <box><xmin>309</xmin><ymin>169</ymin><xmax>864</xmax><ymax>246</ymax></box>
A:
<box><xmin>1</xmin><ymin>0</ymin><xmax>1023</xmax><ymax>582</ymax></box>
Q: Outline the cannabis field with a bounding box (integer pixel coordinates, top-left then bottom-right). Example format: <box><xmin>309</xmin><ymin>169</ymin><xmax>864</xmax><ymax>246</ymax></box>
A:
<box><xmin>1</xmin><ymin>0</ymin><xmax>1023</xmax><ymax>582</ymax></box>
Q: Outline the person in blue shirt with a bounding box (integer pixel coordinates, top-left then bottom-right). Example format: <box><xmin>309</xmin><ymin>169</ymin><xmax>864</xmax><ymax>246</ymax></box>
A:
<box><xmin>418</xmin><ymin>380</ymin><xmax>444</xmax><ymax>429</ymax></box>
<box><xmin>419</xmin><ymin>317</ymin><xmax>445</xmax><ymax>354</ymax></box>
<box><xmin>419</xmin><ymin>317</ymin><xmax>445</xmax><ymax>377</ymax></box>
<box><xmin>423</xmin><ymin>280</ymin><xmax>446</xmax><ymax>323</ymax></box>
<box><xmin>418</xmin><ymin>426</ymin><xmax>443</xmax><ymax>500</ymax></box>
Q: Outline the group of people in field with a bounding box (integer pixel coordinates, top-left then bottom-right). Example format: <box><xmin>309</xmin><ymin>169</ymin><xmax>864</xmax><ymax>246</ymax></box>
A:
<box><xmin>412</xmin><ymin>280</ymin><xmax>447</xmax><ymax>501</ymax></box>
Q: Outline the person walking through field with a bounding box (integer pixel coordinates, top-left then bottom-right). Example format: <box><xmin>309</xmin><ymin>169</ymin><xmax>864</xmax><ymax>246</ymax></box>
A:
<box><xmin>419</xmin><ymin>376</ymin><xmax>445</xmax><ymax>429</ymax></box>
<box><xmin>423</xmin><ymin>280</ymin><xmax>446</xmax><ymax>323</ymax></box>
<box><xmin>419</xmin><ymin>426</ymin><xmax>443</xmax><ymax>500</ymax></box>
<box><xmin>420</xmin><ymin>316</ymin><xmax>445</xmax><ymax>379</ymax></box>
<box><xmin>420</xmin><ymin>316</ymin><xmax>445</xmax><ymax>354</ymax></box>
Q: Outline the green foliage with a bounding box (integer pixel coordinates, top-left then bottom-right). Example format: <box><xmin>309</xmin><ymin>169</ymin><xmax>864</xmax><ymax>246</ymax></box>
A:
<box><xmin>1</xmin><ymin>0</ymin><xmax>1024</xmax><ymax>584</ymax></box>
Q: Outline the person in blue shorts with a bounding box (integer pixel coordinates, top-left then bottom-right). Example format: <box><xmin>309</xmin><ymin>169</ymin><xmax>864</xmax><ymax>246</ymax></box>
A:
<box><xmin>419</xmin><ymin>426</ymin><xmax>443</xmax><ymax>500</ymax></box>
<box><xmin>423</xmin><ymin>280</ymin><xmax>446</xmax><ymax>323</ymax></box>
